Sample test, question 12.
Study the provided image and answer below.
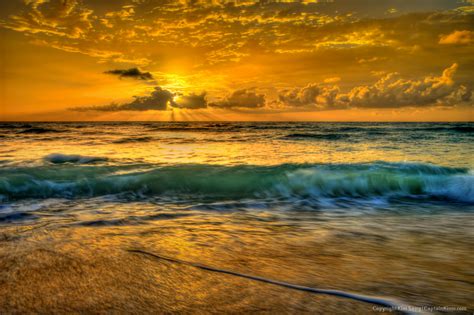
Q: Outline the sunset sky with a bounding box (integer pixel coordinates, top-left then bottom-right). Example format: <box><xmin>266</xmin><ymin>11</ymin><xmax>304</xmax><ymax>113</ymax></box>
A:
<box><xmin>0</xmin><ymin>0</ymin><xmax>473</xmax><ymax>121</ymax></box>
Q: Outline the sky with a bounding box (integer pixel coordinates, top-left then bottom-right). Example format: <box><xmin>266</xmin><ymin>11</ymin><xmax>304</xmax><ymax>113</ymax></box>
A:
<box><xmin>0</xmin><ymin>0</ymin><xmax>473</xmax><ymax>121</ymax></box>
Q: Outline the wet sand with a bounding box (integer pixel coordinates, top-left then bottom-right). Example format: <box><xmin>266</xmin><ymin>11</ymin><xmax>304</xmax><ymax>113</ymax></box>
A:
<box><xmin>1</xmin><ymin>212</ymin><xmax>472</xmax><ymax>314</ymax></box>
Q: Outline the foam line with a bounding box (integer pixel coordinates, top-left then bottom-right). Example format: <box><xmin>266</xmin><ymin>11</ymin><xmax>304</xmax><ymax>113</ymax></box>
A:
<box><xmin>2</xmin><ymin>161</ymin><xmax>472</xmax><ymax>203</ymax></box>
<box><xmin>127</xmin><ymin>249</ymin><xmax>421</xmax><ymax>315</ymax></box>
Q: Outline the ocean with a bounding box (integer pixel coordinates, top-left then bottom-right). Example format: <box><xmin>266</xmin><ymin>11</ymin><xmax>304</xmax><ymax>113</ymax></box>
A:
<box><xmin>0</xmin><ymin>122</ymin><xmax>473</xmax><ymax>313</ymax></box>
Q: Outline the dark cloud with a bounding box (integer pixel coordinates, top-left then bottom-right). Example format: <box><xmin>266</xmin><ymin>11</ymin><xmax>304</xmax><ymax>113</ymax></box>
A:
<box><xmin>73</xmin><ymin>87</ymin><xmax>173</xmax><ymax>111</ymax></box>
<box><xmin>171</xmin><ymin>93</ymin><xmax>207</xmax><ymax>109</ymax></box>
<box><xmin>104</xmin><ymin>68</ymin><xmax>154</xmax><ymax>80</ymax></box>
<box><xmin>72</xmin><ymin>87</ymin><xmax>209</xmax><ymax>111</ymax></box>
<box><xmin>210</xmin><ymin>89</ymin><xmax>265</xmax><ymax>108</ymax></box>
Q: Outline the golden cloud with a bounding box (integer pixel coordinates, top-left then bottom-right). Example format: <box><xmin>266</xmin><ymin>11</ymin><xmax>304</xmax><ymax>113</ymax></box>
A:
<box><xmin>210</xmin><ymin>89</ymin><xmax>265</xmax><ymax>108</ymax></box>
<box><xmin>439</xmin><ymin>30</ymin><xmax>474</xmax><ymax>45</ymax></box>
<box><xmin>278</xmin><ymin>64</ymin><xmax>472</xmax><ymax>110</ymax></box>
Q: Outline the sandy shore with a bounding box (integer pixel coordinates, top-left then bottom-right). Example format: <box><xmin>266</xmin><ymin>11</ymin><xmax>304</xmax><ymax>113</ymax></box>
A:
<box><xmin>0</xmin><ymin>215</ymin><xmax>472</xmax><ymax>314</ymax></box>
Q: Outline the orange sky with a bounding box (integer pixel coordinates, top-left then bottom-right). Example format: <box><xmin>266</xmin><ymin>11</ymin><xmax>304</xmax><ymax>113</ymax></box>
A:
<box><xmin>0</xmin><ymin>0</ymin><xmax>473</xmax><ymax>121</ymax></box>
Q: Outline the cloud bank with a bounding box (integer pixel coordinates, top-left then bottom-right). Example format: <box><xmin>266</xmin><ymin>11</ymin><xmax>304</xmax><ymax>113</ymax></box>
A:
<box><xmin>4</xmin><ymin>0</ymin><xmax>93</xmax><ymax>39</ymax></box>
<box><xmin>73</xmin><ymin>64</ymin><xmax>471</xmax><ymax>112</ymax></box>
<box><xmin>172</xmin><ymin>93</ymin><xmax>207</xmax><ymax>109</ymax></box>
<box><xmin>74</xmin><ymin>87</ymin><xmax>208</xmax><ymax>111</ymax></box>
<box><xmin>74</xmin><ymin>87</ymin><xmax>173</xmax><ymax>111</ymax></box>
<box><xmin>4</xmin><ymin>0</ymin><xmax>471</xmax><ymax>68</ymax></box>
<box><xmin>278</xmin><ymin>64</ymin><xmax>472</xmax><ymax>110</ymax></box>
<box><xmin>210</xmin><ymin>89</ymin><xmax>266</xmax><ymax>108</ymax></box>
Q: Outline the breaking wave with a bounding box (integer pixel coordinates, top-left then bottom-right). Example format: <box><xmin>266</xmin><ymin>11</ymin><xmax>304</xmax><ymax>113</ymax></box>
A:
<box><xmin>44</xmin><ymin>153</ymin><xmax>108</xmax><ymax>164</ymax></box>
<box><xmin>0</xmin><ymin>160</ymin><xmax>472</xmax><ymax>204</ymax></box>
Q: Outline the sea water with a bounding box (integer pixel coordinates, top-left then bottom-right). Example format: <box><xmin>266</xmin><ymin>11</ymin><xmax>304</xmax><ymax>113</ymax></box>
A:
<box><xmin>0</xmin><ymin>122</ymin><xmax>472</xmax><ymax>313</ymax></box>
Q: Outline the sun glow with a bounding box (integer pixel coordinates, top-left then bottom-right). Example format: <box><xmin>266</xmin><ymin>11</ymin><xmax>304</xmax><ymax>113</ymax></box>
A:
<box><xmin>0</xmin><ymin>0</ymin><xmax>472</xmax><ymax>121</ymax></box>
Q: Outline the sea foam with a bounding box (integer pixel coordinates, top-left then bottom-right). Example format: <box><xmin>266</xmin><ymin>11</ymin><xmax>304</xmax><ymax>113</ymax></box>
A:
<box><xmin>0</xmin><ymin>161</ymin><xmax>472</xmax><ymax>204</ymax></box>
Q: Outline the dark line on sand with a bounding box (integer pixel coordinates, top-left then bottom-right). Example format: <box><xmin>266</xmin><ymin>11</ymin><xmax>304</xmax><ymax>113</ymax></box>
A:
<box><xmin>127</xmin><ymin>249</ymin><xmax>419</xmax><ymax>315</ymax></box>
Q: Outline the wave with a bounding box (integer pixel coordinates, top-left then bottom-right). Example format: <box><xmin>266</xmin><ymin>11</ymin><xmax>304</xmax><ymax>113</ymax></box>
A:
<box><xmin>0</xmin><ymin>123</ymin><xmax>33</xmax><ymax>129</ymax></box>
<box><xmin>0</xmin><ymin>161</ymin><xmax>472</xmax><ymax>204</ymax></box>
<box><xmin>421</xmin><ymin>125</ymin><xmax>474</xmax><ymax>133</ymax></box>
<box><xmin>332</xmin><ymin>127</ymin><xmax>385</xmax><ymax>133</ymax></box>
<box><xmin>44</xmin><ymin>153</ymin><xmax>108</xmax><ymax>164</ymax></box>
<box><xmin>283</xmin><ymin>133</ymin><xmax>350</xmax><ymax>140</ymax></box>
<box><xmin>18</xmin><ymin>127</ymin><xmax>62</xmax><ymax>134</ymax></box>
<box><xmin>75</xmin><ymin>213</ymin><xmax>191</xmax><ymax>227</ymax></box>
<box><xmin>0</xmin><ymin>212</ymin><xmax>37</xmax><ymax>223</ymax></box>
<box><xmin>112</xmin><ymin>136</ymin><xmax>154</xmax><ymax>144</ymax></box>
<box><xmin>149</xmin><ymin>125</ymin><xmax>233</xmax><ymax>132</ymax></box>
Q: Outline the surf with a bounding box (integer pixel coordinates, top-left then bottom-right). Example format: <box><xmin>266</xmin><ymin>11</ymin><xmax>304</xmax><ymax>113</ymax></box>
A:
<box><xmin>0</xmin><ymin>160</ymin><xmax>472</xmax><ymax>204</ymax></box>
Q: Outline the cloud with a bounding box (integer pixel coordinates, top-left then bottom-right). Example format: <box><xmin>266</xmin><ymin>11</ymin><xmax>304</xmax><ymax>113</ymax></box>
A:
<box><xmin>30</xmin><ymin>39</ymin><xmax>151</xmax><ymax>66</ymax></box>
<box><xmin>345</xmin><ymin>63</ymin><xmax>472</xmax><ymax>108</ymax></box>
<box><xmin>279</xmin><ymin>84</ymin><xmax>344</xmax><ymax>110</ymax></box>
<box><xmin>323</xmin><ymin>77</ymin><xmax>341</xmax><ymax>84</ymax></box>
<box><xmin>358</xmin><ymin>57</ymin><xmax>387</xmax><ymax>64</ymax></box>
<box><xmin>439</xmin><ymin>30</ymin><xmax>474</xmax><ymax>45</ymax></box>
<box><xmin>171</xmin><ymin>93</ymin><xmax>207</xmax><ymax>109</ymax></box>
<box><xmin>278</xmin><ymin>64</ymin><xmax>472</xmax><ymax>110</ymax></box>
<box><xmin>73</xmin><ymin>87</ymin><xmax>173</xmax><ymax>111</ymax></box>
<box><xmin>2</xmin><ymin>0</ymin><xmax>472</xmax><ymax>73</ymax></box>
<box><xmin>104</xmin><ymin>68</ymin><xmax>154</xmax><ymax>80</ymax></box>
<box><xmin>4</xmin><ymin>0</ymin><xmax>93</xmax><ymax>39</ymax></box>
<box><xmin>105</xmin><ymin>6</ymin><xmax>135</xmax><ymax>21</ymax></box>
<box><xmin>72</xmin><ymin>87</ymin><xmax>208</xmax><ymax>111</ymax></box>
<box><xmin>210</xmin><ymin>89</ymin><xmax>265</xmax><ymax>108</ymax></box>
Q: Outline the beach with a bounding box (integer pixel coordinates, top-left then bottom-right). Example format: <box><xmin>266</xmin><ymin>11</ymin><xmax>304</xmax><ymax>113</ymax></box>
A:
<box><xmin>0</xmin><ymin>122</ymin><xmax>472</xmax><ymax>313</ymax></box>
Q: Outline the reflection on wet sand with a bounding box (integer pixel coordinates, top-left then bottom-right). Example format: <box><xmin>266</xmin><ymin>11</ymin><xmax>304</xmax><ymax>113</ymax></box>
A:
<box><xmin>1</xmin><ymin>210</ymin><xmax>472</xmax><ymax>313</ymax></box>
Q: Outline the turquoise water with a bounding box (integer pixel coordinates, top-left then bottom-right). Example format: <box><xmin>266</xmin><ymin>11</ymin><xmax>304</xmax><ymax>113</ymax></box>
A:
<box><xmin>1</xmin><ymin>162</ymin><xmax>473</xmax><ymax>204</ymax></box>
<box><xmin>0</xmin><ymin>122</ymin><xmax>472</xmax><ymax>313</ymax></box>
<box><xmin>1</xmin><ymin>122</ymin><xmax>473</xmax><ymax>209</ymax></box>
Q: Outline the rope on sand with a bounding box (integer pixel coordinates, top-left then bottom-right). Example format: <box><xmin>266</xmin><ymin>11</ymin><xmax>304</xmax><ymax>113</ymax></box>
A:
<box><xmin>127</xmin><ymin>249</ymin><xmax>419</xmax><ymax>315</ymax></box>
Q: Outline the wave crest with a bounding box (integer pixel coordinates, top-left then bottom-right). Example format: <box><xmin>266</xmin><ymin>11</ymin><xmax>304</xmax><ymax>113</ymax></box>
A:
<box><xmin>0</xmin><ymin>162</ymin><xmax>472</xmax><ymax>204</ymax></box>
<box><xmin>44</xmin><ymin>153</ymin><xmax>108</xmax><ymax>164</ymax></box>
